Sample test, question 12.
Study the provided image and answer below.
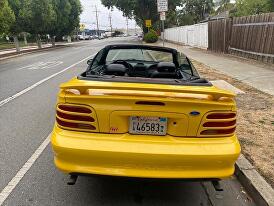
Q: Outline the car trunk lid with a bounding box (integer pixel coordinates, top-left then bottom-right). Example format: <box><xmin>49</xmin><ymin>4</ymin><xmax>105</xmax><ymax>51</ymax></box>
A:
<box><xmin>59</xmin><ymin>78</ymin><xmax>236</xmax><ymax>137</ymax></box>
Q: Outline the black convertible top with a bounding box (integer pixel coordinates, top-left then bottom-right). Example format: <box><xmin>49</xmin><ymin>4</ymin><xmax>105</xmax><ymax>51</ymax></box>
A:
<box><xmin>78</xmin><ymin>44</ymin><xmax>212</xmax><ymax>86</ymax></box>
<box><xmin>101</xmin><ymin>44</ymin><xmax>179</xmax><ymax>67</ymax></box>
<box><xmin>104</xmin><ymin>44</ymin><xmax>178</xmax><ymax>55</ymax></box>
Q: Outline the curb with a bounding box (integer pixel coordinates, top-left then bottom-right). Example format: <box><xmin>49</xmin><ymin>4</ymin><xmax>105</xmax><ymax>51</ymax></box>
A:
<box><xmin>235</xmin><ymin>154</ymin><xmax>274</xmax><ymax>206</ymax></box>
<box><xmin>149</xmin><ymin>39</ymin><xmax>274</xmax><ymax>205</ymax></box>
<box><xmin>0</xmin><ymin>45</ymin><xmax>68</xmax><ymax>61</ymax></box>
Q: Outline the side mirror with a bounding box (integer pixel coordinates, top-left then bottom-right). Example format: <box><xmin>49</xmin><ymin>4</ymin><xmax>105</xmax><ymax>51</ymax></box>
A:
<box><xmin>87</xmin><ymin>59</ymin><xmax>93</xmax><ymax>65</ymax></box>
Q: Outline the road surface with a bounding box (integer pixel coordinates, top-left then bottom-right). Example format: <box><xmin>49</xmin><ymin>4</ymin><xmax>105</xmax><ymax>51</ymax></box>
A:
<box><xmin>0</xmin><ymin>37</ymin><xmax>256</xmax><ymax>206</ymax></box>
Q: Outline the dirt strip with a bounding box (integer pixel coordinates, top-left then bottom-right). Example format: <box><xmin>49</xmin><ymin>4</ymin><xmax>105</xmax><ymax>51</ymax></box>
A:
<box><xmin>193</xmin><ymin>60</ymin><xmax>274</xmax><ymax>188</ymax></box>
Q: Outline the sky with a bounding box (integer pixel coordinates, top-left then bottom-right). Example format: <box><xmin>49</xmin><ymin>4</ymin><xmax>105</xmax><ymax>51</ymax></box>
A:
<box><xmin>80</xmin><ymin>0</ymin><xmax>137</xmax><ymax>30</ymax></box>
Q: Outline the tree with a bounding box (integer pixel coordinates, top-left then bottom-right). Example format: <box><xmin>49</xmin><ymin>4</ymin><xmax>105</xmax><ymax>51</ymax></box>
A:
<box><xmin>269</xmin><ymin>0</ymin><xmax>274</xmax><ymax>11</ymax></box>
<box><xmin>232</xmin><ymin>0</ymin><xmax>273</xmax><ymax>17</ymax></box>
<box><xmin>0</xmin><ymin>0</ymin><xmax>15</xmax><ymax>34</ymax></box>
<box><xmin>47</xmin><ymin>0</ymin><xmax>82</xmax><ymax>46</ymax></box>
<box><xmin>177</xmin><ymin>13</ymin><xmax>195</xmax><ymax>26</ymax></box>
<box><xmin>8</xmin><ymin>0</ymin><xmax>31</xmax><ymax>52</ymax></box>
<box><xmin>67</xmin><ymin>0</ymin><xmax>82</xmax><ymax>34</ymax></box>
<box><xmin>180</xmin><ymin>0</ymin><xmax>214</xmax><ymax>23</ymax></box>
<box><xmin>215</xmin><ymin>0</ymin><xmax>235</xmax><ymax>14</ymax></box>
<box><xmin>26</xmin><ymin>0</ymin><xmax>56</xmax><ymax>48</ymax></box>
<box><xmin>101</xmin><ymin>0</ymin><xmax>181</xmax><ymax>32</ymax></box>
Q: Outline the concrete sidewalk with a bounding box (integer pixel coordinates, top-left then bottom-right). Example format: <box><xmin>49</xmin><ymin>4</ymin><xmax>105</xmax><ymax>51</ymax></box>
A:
<box><xmin>0</xmin><ymin>41</ymin><xmax>81</xmax><ymax>57</ymax></box>
<box><xmin>0</xmin><ymin>44</ymin><xmax>53</xmax><ymax>55</ymax></box>
<box><xmin>162</xmin><ymin>41</ymin><xmax>274</xmax><ymax>96</ymax></box>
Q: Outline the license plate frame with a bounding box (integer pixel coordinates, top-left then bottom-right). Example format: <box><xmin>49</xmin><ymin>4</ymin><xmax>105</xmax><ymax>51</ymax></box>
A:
<box><xmin>129</xmin><ymin>116</ymin><xmax>167</xmax><ymax>136</ymax></box>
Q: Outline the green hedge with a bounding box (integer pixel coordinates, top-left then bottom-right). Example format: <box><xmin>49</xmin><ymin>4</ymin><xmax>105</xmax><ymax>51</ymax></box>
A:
<box><xmin>144</xmin><ymin>29</ymin><xmax>158</xmax><ymax>43</ymax></box>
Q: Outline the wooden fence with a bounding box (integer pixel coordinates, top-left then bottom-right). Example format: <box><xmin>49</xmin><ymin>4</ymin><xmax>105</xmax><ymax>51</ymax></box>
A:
<box><xmin>208</xmin><ymin>13</ymin><xmax>274</xmax><ymax>63</ymax></box>
<box><xmin>208</xmin><ymin>18</ymin><xmax>232</xmax><ymax>53</ymax></box>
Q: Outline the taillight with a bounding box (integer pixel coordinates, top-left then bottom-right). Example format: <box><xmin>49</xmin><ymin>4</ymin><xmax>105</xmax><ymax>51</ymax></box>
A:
<box><xmin>58</xmin><ymin>104</ymin><xmax>91</xmax><ymax>113</ymax></box>
<box><xmin>198</xmin><ymin>111</ymin><xmax>236</xmax><ymax>137</ymax></box>
<box><xmin>203</xmin><ymin>120</ymin><xmax>236</xmax><ymax>127</ymax></box>
<box><xmin>206</xmin><ymin>113</ymin><xmax>236</xmax><ymax>119</ymax></box>
<box><xmin>56</xmin><ymin>104</ymin><xmax>98</xmax><ymax>132</ymax></box>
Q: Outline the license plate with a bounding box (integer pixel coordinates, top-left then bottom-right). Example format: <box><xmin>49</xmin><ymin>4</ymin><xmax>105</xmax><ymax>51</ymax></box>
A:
<box><xmin>129</xmin><ymin>116</ymin><xmax>167</xmax><ymax>136</ymax></box>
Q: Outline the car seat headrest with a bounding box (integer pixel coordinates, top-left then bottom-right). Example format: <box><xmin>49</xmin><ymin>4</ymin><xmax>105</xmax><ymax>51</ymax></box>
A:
<box><xmin>157</xmin><ymin>62</ymin><xmax>176</xmax><ymax>72</ymax></box>
<box><xmin>104</xmin><ymin>64</ymin><xmax>127</xmax><ymax>76</ymax></box>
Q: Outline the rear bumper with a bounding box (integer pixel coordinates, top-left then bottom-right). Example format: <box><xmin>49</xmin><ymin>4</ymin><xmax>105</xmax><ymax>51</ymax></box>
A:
<box><xmin>51</xmin><ymin>126</ymin><xmax>241</xmax><ymax>179</ymax></box>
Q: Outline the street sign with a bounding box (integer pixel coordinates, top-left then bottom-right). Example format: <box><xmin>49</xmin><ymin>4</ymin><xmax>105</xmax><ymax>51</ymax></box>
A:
<box><xmin>160</xmin><ymin>12</ymin><xmax>166</xmax><ymax>21</ymax></box>
<box><xmin>79</xmin><ymin>23</ymin><xmax>85</xmax><ymax>31</ymax></box>
<box><xmin>157</xmin><ymin>0</ymin><xmax>168</xmax><ymax>12</ymax></box>
<box><xmin>145</xmin><ymin>20</ymin><xmax>152</xmax><ymax>28</ymax></box>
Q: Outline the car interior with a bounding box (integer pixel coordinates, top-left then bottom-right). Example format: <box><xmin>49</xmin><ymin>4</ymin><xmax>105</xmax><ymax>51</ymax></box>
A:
<box><xmin>104</xmin><ymin>61</ymin><xmax>181</xmax><ymax>79</ymax></box>
<box><xmin>79</xmin><ymin>45</ymin><xmax>211</xmax><ymax>85</ymax></box>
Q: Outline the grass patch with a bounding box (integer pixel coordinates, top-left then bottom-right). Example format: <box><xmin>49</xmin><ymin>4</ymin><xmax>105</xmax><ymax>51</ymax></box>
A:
<box><xmin>0</xmin><ymin>42</ymin><xmax>37</xmax><ymax>50</ymax></box>
<box><xmin>193</xmin><ymin>60</ymin><xmax>274</xmax><ymax>188</ymax></box>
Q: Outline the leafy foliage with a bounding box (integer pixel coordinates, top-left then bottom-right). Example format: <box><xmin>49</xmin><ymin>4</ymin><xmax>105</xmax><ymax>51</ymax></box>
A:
<box><xmin>8</xmin><ymin>0</ymin><xmax>37</xmax><ymax>35</ymax></box>
<box><xmin>231</xmin><ymin>0</ymin><xmax>273</xmax><ymax>17</ymax></box>
<box><xmin>180</xmin><ymin>0</ymin><xmax>214</xmax><ymax>23</ymax></box>
<box><xmin>101</xmin><ymin>0</ymin><xmax>181</xmax><ymax>32</ymax></box>
<box><xmin>0</xmin><ymin>0</ymin><xmax>15</xmax><ymax>34</ymax></box>
<box><xmin>2</xmin><ymin>0</ymin><xmax>82</xmax><ymax>38</ymax></box>
<box><xmin>26</xmin><ymin>0</ymin><xmax>56</xmax><ymax>35</ymax></box>
<box><xmin>144</xmin><ymin>29</ymin><xmax>158</xmax><ymax>43</ymax></box>
<box><xmin>48</xmin><ymin>0</ymin><xmax>82</xmax><ymax>39</ymax></box>
<box><xmin>215</xmin><ymin>1</ymin><xmax>235</xmax><ymax>14</ymax></box>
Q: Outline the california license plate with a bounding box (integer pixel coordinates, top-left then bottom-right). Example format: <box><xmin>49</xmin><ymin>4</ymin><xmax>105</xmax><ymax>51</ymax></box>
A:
<box><xmin>129</xmin><ymin>116</ymin><xmax>167</xmax><ymax>136</ymax></box>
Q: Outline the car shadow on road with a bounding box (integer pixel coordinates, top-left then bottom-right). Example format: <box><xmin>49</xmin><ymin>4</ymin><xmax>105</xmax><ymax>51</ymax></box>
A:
<box><xmin>74</xmin><ymin>175</ymin><xmax>211</xmax><ymax>206</ymax></box>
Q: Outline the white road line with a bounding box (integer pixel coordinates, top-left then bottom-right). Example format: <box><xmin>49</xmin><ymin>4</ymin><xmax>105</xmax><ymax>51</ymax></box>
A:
<box><xmin>0</xmin><ymin>54</ymin><xmax>97</xmax><ymax>204</ymax></box>
<box><xmin>16</xmin><ymin>62</ymin><xmax>46</xmax><ymax>70</ymax></box>
<box><xmin>0</xmin><ymin>134</ymin><xmax>51</xmax><ymax>205</ymax></box>
<box><xmin>0</xmin><ymin>54</ymin><xmax>95</xmax><ymax>107</ymax></box>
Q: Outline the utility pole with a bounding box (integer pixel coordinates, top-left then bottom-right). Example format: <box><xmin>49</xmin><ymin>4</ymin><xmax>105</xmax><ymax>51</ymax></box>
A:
<box><xmin>108</xmin><ymin>12</ymin><xmax>113</xmax><ymax>35</ymax></box>
<box><xmin>93</xmin><ymin>5</ymin><xmax>100</xmax><ymax>37</ymax></box>
<box><xmin>126</xmin><ymin>17</ymin><xmax>129</xmax><ymax>36</ymax></box>
<box><xmin>162</xmin><ymin>20</ymin><xmax>165</xmax><ymax>46</ymax></box>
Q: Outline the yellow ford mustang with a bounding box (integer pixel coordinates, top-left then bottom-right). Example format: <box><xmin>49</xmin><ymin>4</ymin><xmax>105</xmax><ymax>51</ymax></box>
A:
<box><xmin>51</xmin><ymin>44</ymin><xmax>240</xmax><ymax>183</ymax></box>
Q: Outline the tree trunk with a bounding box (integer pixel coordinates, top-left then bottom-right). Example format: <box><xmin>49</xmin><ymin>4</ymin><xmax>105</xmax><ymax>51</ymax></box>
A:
<box><xmin>13</xmin><ymin>36</ymin><xmax>21</xmax><ymax>53</ymax></box>
<box><xmin>51</xmin><ymin>36</ymin><xmax>56</xmax><ymax>47</ymax></box>
<box><xmin>67</xmin><ymin>35</ymin><xmax>72</xmax><ymax>43</ymax></box>
<box><xmin>23</xmin><ymin>33</ymin><xmax>28</xmax><ymax>45</ymax></box>
<box><xmin>37</xmin><ymin>34</ymin><xmax>42</xmax><ymax>49</ymax></box>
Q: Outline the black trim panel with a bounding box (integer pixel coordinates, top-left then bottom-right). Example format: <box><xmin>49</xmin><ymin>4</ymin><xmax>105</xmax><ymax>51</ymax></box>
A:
<box><xmin>78</xmin><ymin>72</ymin><xmax>212</xmax><ymax>87</ymax></box>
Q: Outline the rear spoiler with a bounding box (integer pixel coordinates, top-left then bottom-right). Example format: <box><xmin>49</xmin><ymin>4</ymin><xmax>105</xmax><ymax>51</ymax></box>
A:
<box><xmin>60</xmin><ymin>79</ymin><xmax>235</xmax><ymax>101</ymax></box>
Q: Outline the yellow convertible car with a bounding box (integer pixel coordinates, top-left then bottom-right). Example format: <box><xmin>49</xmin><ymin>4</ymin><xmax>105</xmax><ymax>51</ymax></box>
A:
<box><xmin>51</xmin><ymin>44</ymin><xmax>240</xmax><ymax>184</ymax></box>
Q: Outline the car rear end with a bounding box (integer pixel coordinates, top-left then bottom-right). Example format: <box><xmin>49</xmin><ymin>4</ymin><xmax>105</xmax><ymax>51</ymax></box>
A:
<box><xmin>51</xmin><ymin>78</ymin><xmax>240</xmax><ymax>179</ymax></box>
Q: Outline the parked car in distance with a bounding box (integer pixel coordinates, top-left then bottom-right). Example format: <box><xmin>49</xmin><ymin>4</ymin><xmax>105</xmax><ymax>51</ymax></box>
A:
<box><xmin>51</xmin><ymin>44</ymin><xmax>240</xmax><ymax>183</ymax></box>
<box><xmin>88</xmin><ymin>35</ymin><xmax>94</xmax><ymax>40</ymax></box>
<box><xmin>77</xmin><ymin>35</ymin><xmax>84</xmax><ymax>40</ymax></box>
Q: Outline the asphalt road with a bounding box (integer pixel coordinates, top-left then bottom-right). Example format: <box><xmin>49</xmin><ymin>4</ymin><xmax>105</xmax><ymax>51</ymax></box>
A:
<box><xmin>0</xmin><ymin>37</ymin><xmax>256</xmax><ymax>206</ymax></box>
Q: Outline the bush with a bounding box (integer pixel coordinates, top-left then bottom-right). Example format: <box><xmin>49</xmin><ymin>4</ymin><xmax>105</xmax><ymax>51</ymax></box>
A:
<box><xmin>144</xmin><ymin>29</ymin><xmax>158</xmax><ymax>43</ymax></box>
